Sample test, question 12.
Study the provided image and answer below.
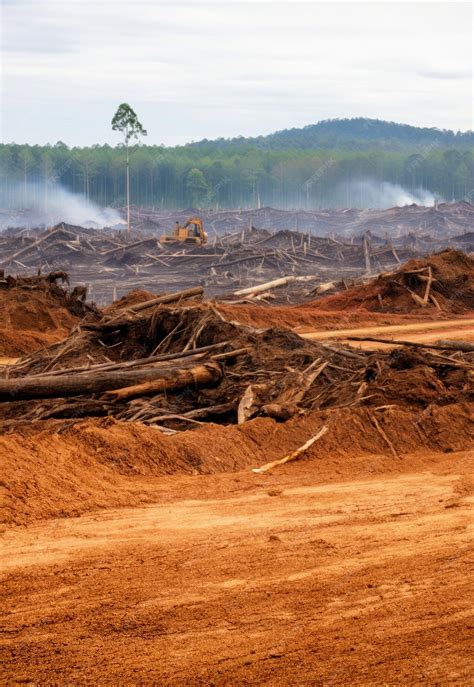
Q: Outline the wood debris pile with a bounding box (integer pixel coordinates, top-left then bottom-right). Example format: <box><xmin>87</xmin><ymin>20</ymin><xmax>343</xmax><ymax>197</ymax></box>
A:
<box><xmin>306</xmin><ymin>249</ymin><xmax>474</xmax><ymax>314</ymax></box>
<box><xmin>127</xmin><ymin>200</ymin><xmax>474</xmax><ymax>239</ymax></box>
<box><xmin>1</xmin><ymin>287</ymin><xmax>472</xmax><ymax>433</ymax></box>
<box><xmin>1</xmin><ymin>201</ymin><xmax>472</xmax><ymax>306</ymax></box>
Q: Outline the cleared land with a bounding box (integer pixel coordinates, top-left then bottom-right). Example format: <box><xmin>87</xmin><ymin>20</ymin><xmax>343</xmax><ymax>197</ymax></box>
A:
<box><xmin>2</xmin><ymin>448</ymin><xmax>473</xmax><ymax>684</ymax></box>
<box><xmin>1</xmin><ymin>222</ymin><xmax>473</xmax><ymax>684</ymax></box>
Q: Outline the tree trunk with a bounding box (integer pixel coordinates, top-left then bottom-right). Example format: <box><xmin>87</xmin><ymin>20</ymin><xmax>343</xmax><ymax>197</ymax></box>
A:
<box><xmin>104</xmin><ymin>361</ymin><xmax>222</xmax><ymax>401</ymax></box>
<box><xmin>126</xmin><ymin>143</ymin><xmax>131</xmax><ymax>235</ymax></box>
<box><xmin>0</xmin><ymin>361</ymin><xmax>223</xmax><ymax>401</ymax></box>
<box><xmin>363</xmin><ymin>233</ymin><xmax>371</xmax><ymax>274</ymax></box>
<box><xmin>233</xmin><ymin>275</ymin><xmax>316</xmax><ymax>297</ymax></box>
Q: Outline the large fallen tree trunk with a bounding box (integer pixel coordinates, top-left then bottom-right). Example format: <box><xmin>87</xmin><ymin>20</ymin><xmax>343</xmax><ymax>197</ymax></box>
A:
<box><xmin>103</xmin><ymin>361</ymin><xmax>222</xmax><ymax>401</ymax></box>
<box><xmin>233</xmin><ymin>275</ymin><xmax>316</xmax><ymax>297</ymax></box>
<box><xmin>127</xmin><ymin>286</ymin><xmax>204</xmax><ymax>313</ymax></box>
<box><xmin>0</xmin><ymin>360</ymin><xmax>223</xmax><ymax>401</ymax></box>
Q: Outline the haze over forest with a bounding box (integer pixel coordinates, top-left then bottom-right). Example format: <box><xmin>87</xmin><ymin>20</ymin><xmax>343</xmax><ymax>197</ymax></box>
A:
<box><xmin>1</xmin><ymin>118</ymin><xmax>473</xmax><ymax>213</ymax></box>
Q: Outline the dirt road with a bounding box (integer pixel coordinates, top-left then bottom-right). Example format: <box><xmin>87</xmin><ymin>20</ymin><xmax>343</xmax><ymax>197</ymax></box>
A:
<box><xmin>2</xmin><ymin>449</ymin><xmax>473</xmax><ymax>685</ymax></box>
<box><xmin>300</xmin><ymin>317</ymin><xmax>474</xmax><ymax>349</ymax></box>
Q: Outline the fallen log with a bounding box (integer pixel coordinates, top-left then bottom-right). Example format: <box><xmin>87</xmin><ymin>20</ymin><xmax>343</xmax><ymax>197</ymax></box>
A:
<box><xmin>31</xmin><ymin>398</ymin><xmax>115</xmax><ymax>421</ymax></box>
<box><xmin>436</xmin><ymin>339</ymin><xmax>474</xmax><ymax>352</ymax></box>
<box><xmin>422</xmin><ymin>266</ymin><xmax>433</xmax><ymax>305</ymax></box>
<box><xmin>347</xmin><ymin>336</ymin><xmax>474</xmax><ymax>352</ymax></box>
<box><xmin>211</xmin><ymin>347</ymin><xmax>251</xmax><ymax>361</ymax></box>
<box><xmin>128</xmin><ymin>286</ymin><xmax>204</xmax><ymax>312</ymax></box>
<box><xmin>103</xmin><ymin>360</ymin><xmax>223</xmax><ymax>401</ymax></box>
<box><xmin>409</xmin><ymin>290</ymin><xmax>427</xmax><ymax>307</ymax></box>
<box><xmin>101</xmin><ymin>238</ymin><xmax>157</xmax><ymax>256</ymax></box>
<box><xmin>105</xmin><ymin>286</ymin><xmax>204</xmax><ymax>322</ymax></box>
<box><xmin>233</xmin><ymin>275</ymin><xmax>316</xmax><ymax>297</ymax></box>
<box><xmin>312</xmin><ymin>281</ymin><xmax>336</xmax><ymax>295</ymax></box>
<box><xmin>209</xmin><ymin>253</ymin><xmax>271</xmax><ymax>269</ymax></box>
<box><xmin>0</xmin><ymin>360</ymin><xmax>222</xmax><ymax>401</ymax></box>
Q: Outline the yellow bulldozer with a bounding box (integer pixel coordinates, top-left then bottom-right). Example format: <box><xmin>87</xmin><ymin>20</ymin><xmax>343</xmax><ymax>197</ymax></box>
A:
<box><xmin>159</xmin><ymin>217</ymin><xmax>208</xmax><ymax>246</ymax></box>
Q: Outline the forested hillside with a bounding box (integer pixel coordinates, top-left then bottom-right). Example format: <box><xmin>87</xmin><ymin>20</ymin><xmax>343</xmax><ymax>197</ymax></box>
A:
<box><xmin>1</xmin><ymin>119</ymin><xmax>472</xmax><ymax>209</ymax></box>
<box><xmin>191</xmin><ymin>118</ymin><xmax>474</xmax><ymax>152</ymax></box>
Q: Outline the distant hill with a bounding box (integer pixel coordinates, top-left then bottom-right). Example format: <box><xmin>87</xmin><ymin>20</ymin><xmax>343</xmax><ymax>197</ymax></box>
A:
<box><xmin>187</xmin><ymin>117</ymin><xmax>473</xmax><ymax>152</ymax></box>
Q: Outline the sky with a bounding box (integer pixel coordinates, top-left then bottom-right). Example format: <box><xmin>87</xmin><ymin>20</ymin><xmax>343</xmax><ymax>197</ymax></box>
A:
<box><xmin>1</xmin><ymin>0</ymin><xmax>472</xmax><ymax>146</ymax></box>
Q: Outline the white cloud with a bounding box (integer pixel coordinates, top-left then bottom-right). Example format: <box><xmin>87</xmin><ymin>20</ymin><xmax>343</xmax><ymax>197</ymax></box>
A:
<box><xmin>1</xmin><ymin>0</ymin><xmax>472</xmax><ymax>145</ymax></box>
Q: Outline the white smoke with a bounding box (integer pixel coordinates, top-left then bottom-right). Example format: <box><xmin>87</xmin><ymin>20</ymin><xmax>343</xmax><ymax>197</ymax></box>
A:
<box><xmin>343</xmin><ymin>180</ymin><xmax>442</xmax><ymax>209</ymax></box>
<box><xmin>0</xmin><ymin>182</ymin><xmax>123</xmax><ymax>229</ymax></box>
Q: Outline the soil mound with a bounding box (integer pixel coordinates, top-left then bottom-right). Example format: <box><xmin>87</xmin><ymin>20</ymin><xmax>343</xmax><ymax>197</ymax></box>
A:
<box><xmin>0</xmin><ymin>272</ymin><xmax>98</xmax><ymax>356</ymax></box>
<box><xmin>2</xmin><ymin>402</ymin><xmax>472</xmax><ymax>526</ymax></box>
<box><xmin>307</xmin><ymin>249</ymin><xmax>474</xmax><ymax>314</ymax></box>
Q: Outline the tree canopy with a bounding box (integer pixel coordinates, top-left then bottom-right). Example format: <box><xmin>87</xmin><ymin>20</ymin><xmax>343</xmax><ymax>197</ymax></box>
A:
<box><xmin>111</xmin><ymin>103</ymin><xmax>147</xmax><ymax>145</ymax></box>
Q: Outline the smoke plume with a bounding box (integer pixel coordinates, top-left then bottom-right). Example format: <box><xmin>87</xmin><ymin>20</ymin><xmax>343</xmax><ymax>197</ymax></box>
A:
<box><xmin>0</xmin><ymin>182</ymin><xmax>122</xmax><ymax>229</ymax></box>
<box><xmin>340</xmin><ymin>180</ymin><xmax>441</xmax><ymax>209</ymax></box>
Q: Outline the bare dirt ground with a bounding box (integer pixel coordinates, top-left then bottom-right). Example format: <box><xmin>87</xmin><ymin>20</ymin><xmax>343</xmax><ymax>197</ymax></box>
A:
<box><xmin>1</xmin><ymin>447</ymin><xmax>473</xmax><ymax>685</ymax></box>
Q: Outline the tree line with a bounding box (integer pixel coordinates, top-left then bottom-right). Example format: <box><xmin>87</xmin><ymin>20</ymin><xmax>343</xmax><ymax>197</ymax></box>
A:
<box><xmin>0</xmin><ymin>139</ymin><xmax>472</xmax><ymax>209</ymax></box>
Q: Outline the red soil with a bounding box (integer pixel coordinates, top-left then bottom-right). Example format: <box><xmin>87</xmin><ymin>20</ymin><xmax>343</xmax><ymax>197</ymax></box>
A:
<box><xmin>2</xmin><ymin>402</ymin><xmax>472</xmax><ymax>527</ymax></box>
<box><xmin>306</xmin><ymin>249</ymin><xmax>474</xmax><ymax>314</ymax></box>
<box><xmin>215</xmin><ymin>301</ymin><xmax>449</xmax><ymax>331</ymax></box>
<box><xmin>0</xmin><ymin>287</ymin><xmax>79</xmax><ymax>356</ymax></box>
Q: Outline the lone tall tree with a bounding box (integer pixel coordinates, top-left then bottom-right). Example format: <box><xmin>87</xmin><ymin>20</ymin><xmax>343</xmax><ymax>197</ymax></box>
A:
<box><xmin>111</xmin><ymin>103</ymin><xmax>147</xmax><ymax>234</ymax></box>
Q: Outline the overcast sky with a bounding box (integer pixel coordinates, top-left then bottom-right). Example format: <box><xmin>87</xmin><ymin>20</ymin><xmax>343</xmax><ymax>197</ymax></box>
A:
<box><xmin>1</xmin><ymin>0</ymin><xmax>472</xmax><ymax>146</ymax></box>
